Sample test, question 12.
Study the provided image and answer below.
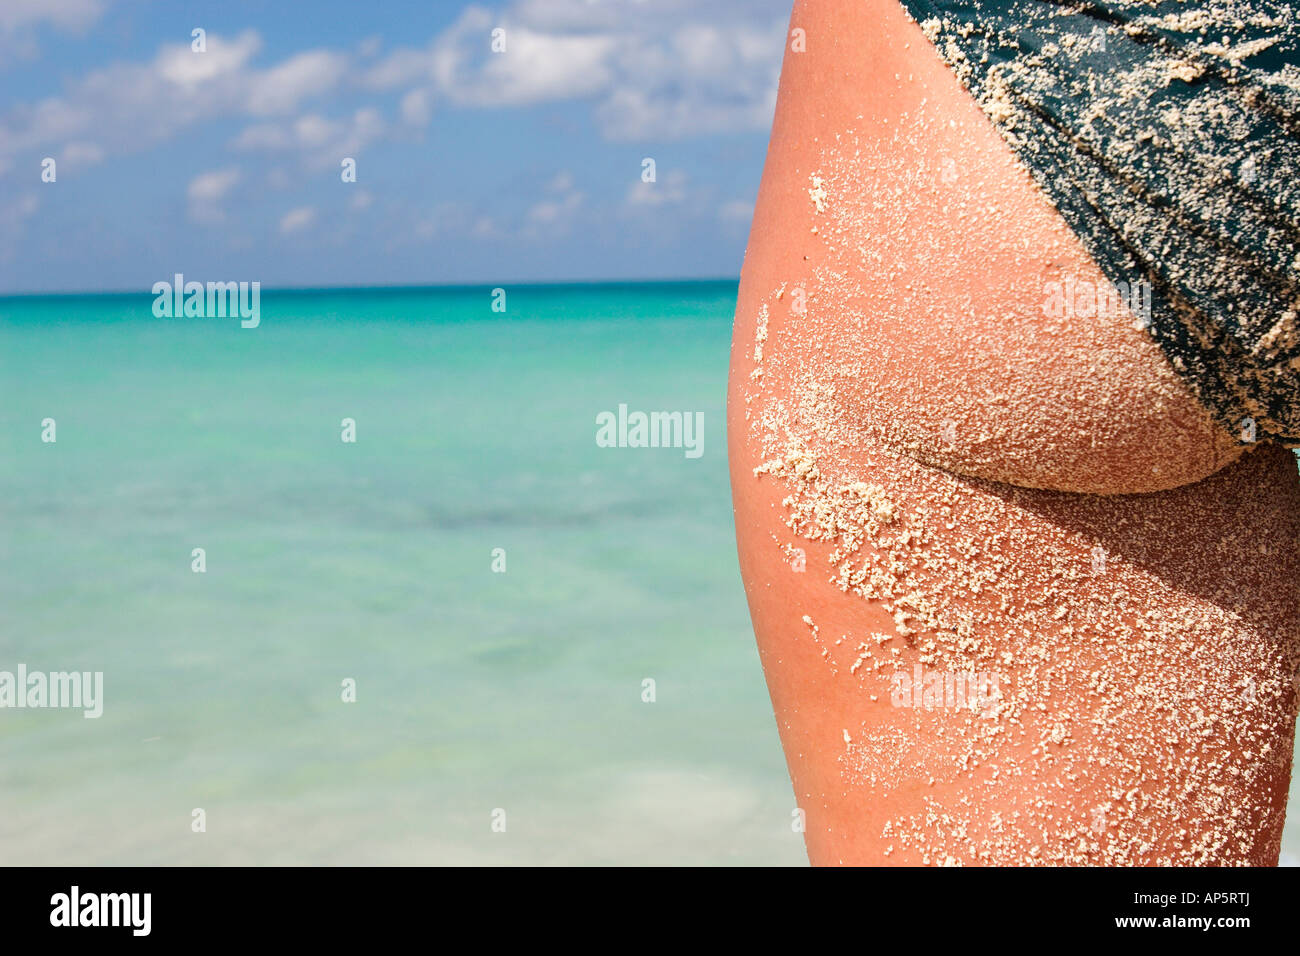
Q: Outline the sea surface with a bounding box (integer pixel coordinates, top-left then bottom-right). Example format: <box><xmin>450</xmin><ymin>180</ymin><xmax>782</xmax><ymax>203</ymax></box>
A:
<box><xmin>0</xmin><ymin>281</ymin><xmax>1296</xmax><ymax>865</ymax></box>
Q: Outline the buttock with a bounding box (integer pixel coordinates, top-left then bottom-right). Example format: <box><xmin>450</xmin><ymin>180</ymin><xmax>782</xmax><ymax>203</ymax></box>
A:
<box><xmin>730</xmin><ymin>0</ymin><xmax>1257</xmax><ymax>494</ymax></box>
<box><xmin>899</xmin><ymin>0</ymin><xmax>1300</xmax><ymax>445</ymax></box>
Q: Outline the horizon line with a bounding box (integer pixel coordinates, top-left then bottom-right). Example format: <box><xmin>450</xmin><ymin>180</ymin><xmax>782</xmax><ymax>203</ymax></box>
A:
<box><xmin>0</xmin><ymin>275</ymin><xmax>742</xmax><ymax>300</ymax></box>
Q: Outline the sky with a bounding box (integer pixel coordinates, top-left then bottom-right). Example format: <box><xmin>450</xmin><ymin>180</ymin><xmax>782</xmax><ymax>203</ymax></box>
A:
<box><xmin>0</xmin><ymin>0</ymin><xmax>791</xmax><ymax>293</ymax></box>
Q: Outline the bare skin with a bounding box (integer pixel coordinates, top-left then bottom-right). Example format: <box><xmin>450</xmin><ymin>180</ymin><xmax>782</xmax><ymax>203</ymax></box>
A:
<box><xmin>730</xmin><ymin>0</ymin><xmax>1300</xmax><ymax>865</ymax></box>
<box><xmin>738</xmin><ymin>0</ymin><xmax>1243</xmax><ymax>498</ymax></box>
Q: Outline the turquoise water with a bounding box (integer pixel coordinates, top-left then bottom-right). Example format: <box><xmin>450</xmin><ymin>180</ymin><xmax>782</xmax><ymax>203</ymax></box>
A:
<box><xmin>0</xmin><ymin>281</ymin><xmax>805</xmax><ymax>865</ymax></box>
<box><xmin>1</xmin><ymin>281</ymin><xmax>1297</xmax><ymax>865</ymax></box>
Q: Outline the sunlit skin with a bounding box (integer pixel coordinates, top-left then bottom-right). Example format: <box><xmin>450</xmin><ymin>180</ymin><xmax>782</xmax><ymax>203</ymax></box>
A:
<box><xmin>729</xmin><ymin>0</ymin><xmax>1300</xmax><ymax>865</ymax></box>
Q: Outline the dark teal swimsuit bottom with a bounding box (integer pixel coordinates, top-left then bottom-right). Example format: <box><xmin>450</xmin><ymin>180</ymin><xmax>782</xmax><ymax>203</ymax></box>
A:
<box><xmin>899</xmin><ymin>0</ymin><xmax>1300</xmax><ymax>444</ymax></box>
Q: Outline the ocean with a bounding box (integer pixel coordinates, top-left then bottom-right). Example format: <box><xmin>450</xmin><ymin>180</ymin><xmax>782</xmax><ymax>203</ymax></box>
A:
<box><xmin>0</xmin><ymin>281</ymin><xmax>1296</xmax><ymax>865</ymax></box>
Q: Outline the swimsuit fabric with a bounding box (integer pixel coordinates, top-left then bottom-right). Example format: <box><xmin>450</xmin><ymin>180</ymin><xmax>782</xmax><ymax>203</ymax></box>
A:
<box><xmin>899</xmin><ymin>0</ymin><xmax>1300</xmax><ymax>443</ymax></box>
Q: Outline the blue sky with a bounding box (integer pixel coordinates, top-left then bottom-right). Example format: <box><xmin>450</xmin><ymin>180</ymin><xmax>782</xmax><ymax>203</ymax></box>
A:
<box><xmin>0</xmin><ymin>0</ymin><xmax>789</xmax><ymax>293</ymax></box>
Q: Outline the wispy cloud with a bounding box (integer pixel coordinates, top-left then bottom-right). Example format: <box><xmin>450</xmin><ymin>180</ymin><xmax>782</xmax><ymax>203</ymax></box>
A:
<box><xmin>0</xmin><ymin>0</ymin><xmax>786</xmax><ymax>288</ymax></box>
<box><xmin>231</xmin><ymin>109</ymin><xmax>385</xmax><ymax>169</ymax></box>
<box><xmin>188</xmin><ymin>168</ymin><xmax>241</xmax><ymax>203</ymax></box>
<box><xmin>0</xmin><ymin>193</ymin><xmax>41</xmax><ymax>262</ymax></box>
<box><xmin>626</xmin><ymin>170</ymin><xmax>688</xmax><ymax>207</ymax></box>
<box><xmin>187</xmin><ymin>167</ymin><xmax>242</xmax><ymax>224</ymax></box>
<box><xmin>524</xmin><ymin>170</ymin><xmax>584</xmax><ymax>235</ymax></box>
<box><xmin>0</xmin><ymin>2</ymin><xmax>784</xmax><ymax>174</ymax></box>
<box><xmin>279</xmin><ymin>206</ymin><xmax>317</xmax><ymax>234</ymax></box>
<box><xmin>0</xmin><ymin>0</ymin><xmax>105</xmax><ymax>32</ymax></box>
<box><xmin>364</xmin><ymin>0</ymin><xmax>784</xmax><ymax>140</ymax></box>
<box><xmin>0</xmin><ymin>0</ymin><xmax>106</xmax><ymax>62</ymax></box>
<box><xmin>0</xmin><ymin>31</ymin><xmax>350</xmax><ymax>169</ymax></box>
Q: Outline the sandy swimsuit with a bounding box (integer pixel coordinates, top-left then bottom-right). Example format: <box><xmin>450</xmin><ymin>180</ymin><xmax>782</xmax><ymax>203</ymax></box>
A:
<box><xmin>899</xmin><ymin>0</ymin><xmax>1300</xmax><ymax>443</ymax></box>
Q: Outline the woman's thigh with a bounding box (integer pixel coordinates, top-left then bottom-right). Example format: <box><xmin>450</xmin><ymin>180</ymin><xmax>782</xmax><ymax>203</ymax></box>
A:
<box><xmin>729</xmin><ymin>396</ymin><xmax>1300</xmax><ymax>864</ymax></box>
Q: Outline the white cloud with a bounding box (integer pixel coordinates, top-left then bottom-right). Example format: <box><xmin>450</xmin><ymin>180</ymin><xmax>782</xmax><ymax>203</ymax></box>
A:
<box><xmin>410</xmin><ymin>201</ymin><xmax>488</xmax><ymax>243</ymax></box>
<box><xmin>400</xmin><ymin>88</ymin><xmax>433</xmax><ymax>126</ymax></box>
<box><xmin>0</xmin><ymin>0</ymin><xmax>105</xmax><ymax>60</ymax></box>
<box><xmin>626</xmin><ymin>169</ymin><xmax>687</xmax><ymax>207</ymax></box>
<box><xmin>593</xmin><ymin>20</ymin><xmax>782</xmax><ymax>141</ymax></box>
<box><xmin>187</xmin><ymin>167</ymin><xmax>241</xmax><ymax>224</ymax></box>
<box><xmin>156</xmin><ymin>30</ymin><xmax>262</xmax><ymax>88</ymax></box>
<box><xmin>60</xmin><ymin>140</ymin><xmax>104</xmax><ymax>167</ymax></box>
<box><xmin>0</xmin><ymin>0</ymin><xmax>785</xmax><ymax>264</ymax></box>
<box><xmin>0</xmin><ymin>0</ymin><xmax>104</xmax><ymax>32</ymax></box>
<box><xmin>360</xmin><ymin>47</ymin><xmax>432</xmax><ymax>90</ymax></box>
<box><xmin>2</xmin><ymin>193</ymin><xmax>40</xmax><ymax>224</ymax></box>
<box><xmin>0</xmin><ymin>31</ymin><xmax>354</xmax><ymax>171</ymax></box>
<box><xmin>279</xmin><ymin>206</ymin><xmax>317</xmax><ymax>234</ymax></box>
<box><xmin>1</xmin><ymin>1</ymin><xmax>785</xmax><ymax>185</ymax></box>
<box><xmin>188</xmin><ymin>168</ymin><xmax>241</xmax><ymax>203</ymax></box>
<box><xmin>439</xmin><ymin>17</ymin><xmax>617</xmax><ymax>106</ymax></box>
<box><xmin>232</xmin><ymin>108</ymin><xmax>385</xmax><ymax>169</ymax></box>
<box><xmin>521</xmin><ymin>169</ymin><xmax>584</xmax><ymax>236</ymax></box>
<box><xmin>528</xmin><ymin>188</ymin><xmax>581</xmax><ymax>225</ymax></box>
<box><xmin>230</xmin><ymin>124</ymin><xmax>290</xmax><ymax>150</ymax></box>
<box><xmin>365</xmin><ymin>0</ymin><xmax>786</xmax><ymax>140</ymax></box>
<box><xmin>470</xmin><ymin>216</ymin><xmax>500</xmax><ymax>239</ymax></box>
<box><xmin>506</xmin><ymin>0</ymin><xmax>630</xmax><ymax>31</ymax></box>
<box><xmin>526</xmin><ymin>193</ymin><xmax>582</xmax><ymax>225</ymax></box>
<box><xmin>0</xmin><ymin>193</ymin><xmax>41</xmax><ymax>261</ymax></box>
<box><xmin>718</xmin><ymin>199</ymin><xmax>753</xmax><ymax>224</ymax></box>
<box><xmin>364</xmin><ymin>8</ymin><xmax>617</xmax><ymax>106</ymax></box>
<box><xmin>245</xmin><ymin>50</ymin><xmax>349</xmax><ymax>116</ymax></box>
